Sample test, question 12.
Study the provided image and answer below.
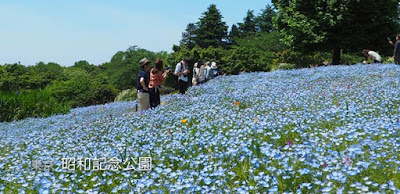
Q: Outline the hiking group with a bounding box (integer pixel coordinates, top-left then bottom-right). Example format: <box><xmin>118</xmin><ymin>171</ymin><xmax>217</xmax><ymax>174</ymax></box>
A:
<box><xmin>136</xmin><ymin>57</ymin><xmax>219</xmax><ymax>111</ymax></box>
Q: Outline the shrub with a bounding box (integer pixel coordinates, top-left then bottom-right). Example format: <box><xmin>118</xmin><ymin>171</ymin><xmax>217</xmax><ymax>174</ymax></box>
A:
<box><xmin>47</xmin><ymin>70</ymin><xmax>118</xmax><ymax>108</ymax></box>
<box><xmin>160</xmin><ymin>86</ymin><xmax>177</xmax><ymax>94</ymax></box>
<box><xmin>0</xmin><ymin>90</ymin><xmax>70</xmax><ymax>122</ymax></box>
<box><xmin>382</xmin><ymin>56</ymin><xmax>394</xmax><ymax>64</ymax></box>
<box><xmin>341</xmin><ymin>53</ymin><xmax>364</xmax><ymax>65</ymax></box>
<box><xmin>114</xmin><ymin>89</ymin><xmax>137</xmax><ymax>102</ymax></box>
<box><xmin>271</xmin><ymin>63</ymin><xmax>296</xmax><ymax>71</ymax></box>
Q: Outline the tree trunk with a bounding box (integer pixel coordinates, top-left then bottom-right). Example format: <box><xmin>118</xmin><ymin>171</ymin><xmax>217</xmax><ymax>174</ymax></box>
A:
<box><xmin>332</xmin><ymin>47</ymin><xmax>341</xmax><ymax>65</ymax></box>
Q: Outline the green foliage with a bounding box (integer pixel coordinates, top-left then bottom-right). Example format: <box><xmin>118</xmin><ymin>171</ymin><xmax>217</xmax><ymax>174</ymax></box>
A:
<box><xmin>114</xmin><ymin>89</ymin><xmax>137</xmax><ymax>102</ymax></box>
<box><xmin>1</xmin><ymin>63</ymin><xmax>30</xmax><ymax>91</ymax></box>
<box><xmin>273</xmin><ymin>0</ymin><xmax>399</xmax><ymax>64</ymax></box>
<box><xmin>169</xmin><ymin>45</ymin><xmax>275</xmax><ymax>76</ymax></box>
<box><xmin>46</xmin><ymin>69</ymin><xmax>118</xmax><ymax>108</ymax></box>
<box><xmin>228</xmin><ymin>24</ymin><xmax>241</xmax><ymax>45</ymax></box>
<box><xmin>161</xmin><ymin>86</ymin><xmax>177</xmax><ymax>94</ymax></box>
<box><xmin>73</xmin><ymin>60</ymin><xmax>101</xmax><ymax>76</ymax></box>
<box><xmin>0</xmin><ymin>90</ymin><xmax>70</xmax><ymax>122</ymax></box>
<box><xmin>222</xmin><ymin>46</ymin><xmax>274</xmax><ymax>74</ymax></box>
<box><xmin>271</xmin><ymin>63</ymin><xmax>296</xmax><ymax>71</ymax></box>
<box><xmin>341</xmin><ymin>53</ymin><xmax>364</xmax><ymax>65</ymax></box>
<box><xmin>273</xmin><ymin>50</ymin><xmax>331</xmax><ymax>68</ymax></box>
<box><xmin>180</xmin><ymin>23</ymin><xmax>198</xmax><ymax>49</ymax></box>
<box><xmin>194</xmin><ymin>4</ymin><xmax>228</xmax><ymax>48</ymax></box>
<box><xmin>31</xmin><ymin>62</ymin><xmax>65</xmax><ymax>88</ymax></box>
<box><xmin>255</xmin><ymin>5</ymin><xmax>277</xmax><ymax>33</ymax></box>
<box><xmin>238</xmin><ymin>10</ymin><xmax>257</xmax><ymax>37</ymax></box>
<box><xmin>235</xmin><ymin>32</ymin><xmax>286</xmax><ymax>53</ymax></box>
<box><xmin>383</xmin><ymin>56</ymin><xmax>395</xmax><ymax>64</ymax></box>
<box><xmin>101</xmin><ymin>46</ymin><xmax>167</xmax><ymax>91</ymax></box>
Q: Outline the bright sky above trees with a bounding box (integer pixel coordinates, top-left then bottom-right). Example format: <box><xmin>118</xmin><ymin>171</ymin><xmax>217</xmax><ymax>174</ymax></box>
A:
<box><xmin>0</xmin><ymin>0</ymin><xmax>271</xmax><ymax>66</ymax></box>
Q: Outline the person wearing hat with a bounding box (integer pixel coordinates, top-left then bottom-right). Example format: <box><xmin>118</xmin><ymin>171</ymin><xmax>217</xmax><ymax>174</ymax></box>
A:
<box><xmin>137</xmin><ymin>58</ymin><xmax>151</xmax><ymax>110</ymax></box>
<box><xmin>174</xmin><ymin>57</ymin><xmax>191</xmax><ymax>94</ymax></box>
<box><xmin>211</xmin><ymin>61</ymin><xmax>219</xmax><ymax>77</ymax></box>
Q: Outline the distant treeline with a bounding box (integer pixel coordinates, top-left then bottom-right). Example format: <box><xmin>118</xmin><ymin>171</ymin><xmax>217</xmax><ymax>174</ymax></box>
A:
<box><xmin>1</xmin><ymin>2</ymin><xmax>398</xmax><ymax>122</ymax></box>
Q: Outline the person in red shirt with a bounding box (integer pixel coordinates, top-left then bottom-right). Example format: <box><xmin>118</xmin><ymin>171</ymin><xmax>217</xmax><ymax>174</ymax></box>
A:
<box><xmin>149</xmin><ymin>58</ymin><xmax>169</xmax><ymax>108</ymax></box>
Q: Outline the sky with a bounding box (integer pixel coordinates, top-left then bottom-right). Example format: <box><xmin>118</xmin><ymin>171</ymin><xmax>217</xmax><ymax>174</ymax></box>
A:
<box><xmin>0</xmin><ymin>0</ymin><xmax>271</xmax><ymax>66</ymax></box>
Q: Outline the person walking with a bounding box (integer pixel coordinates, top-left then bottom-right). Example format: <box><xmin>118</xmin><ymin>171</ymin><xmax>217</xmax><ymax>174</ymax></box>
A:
<box><xmin>149</xmin><ymin>58</ymin><xmax>169</xmax><ymax>108</ymax></box>
<box><xmin>137</xmin><ymin>58</ymin><xmax>151</xmax><ymax>111</ymax></box>
<box><xmin>394</xmin><ymin>35</ymin><xmax>400</xmax><ymax>64</ymax></box>
<box><xmin>174</xmin><ymin>58</ymin><xmax>191</xmax><ymax>94</ymax></box>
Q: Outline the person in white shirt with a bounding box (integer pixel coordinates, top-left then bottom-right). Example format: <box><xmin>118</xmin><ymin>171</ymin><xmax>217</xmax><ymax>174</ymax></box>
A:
<box><xmin>362</xmin><ymin>49</ymin><xmax>381</xmax><ymax>64</ymax></box>
<box><xmin>198</xmin><ymin>61</ymin><xmax>206</xmax><ymax>84</ymax></box>
<box><xmin>205</xmin><ymin>61</ymin><xmax>213</xmax><ymax>81</ymax></box>
<box><xmin>174</xmin><ymin>58</ymin><xmax>191</xmax><ymax>94</ymax></box>
<box><xmin>192</xmin><ymin>62</ymin><xmax>200</xmax><ymax>86</ymax></box>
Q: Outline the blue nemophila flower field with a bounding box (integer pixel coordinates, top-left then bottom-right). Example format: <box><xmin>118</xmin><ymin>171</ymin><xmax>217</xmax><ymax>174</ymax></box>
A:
<box><xmin>1</xmin><ymin>64</ymin><xmax>400</xmax><ymax>193</ymax></box>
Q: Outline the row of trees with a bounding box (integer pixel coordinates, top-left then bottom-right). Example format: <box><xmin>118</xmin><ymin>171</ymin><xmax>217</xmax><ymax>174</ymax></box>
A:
<box><xmin>180</xmin><ymin>5</ymin><xmax>277</xmax><ymax>49</ymax></box>
<box><xmin>0</xmin><ymin>46</ymin><xmax>169</xmax><ymax>121</ymax></box>
<box><xmin>179</xmin><ymin>2</ymin><xmax>399</xmax><ymax>65</ymax></box>
<box><xmin>1</xmin><ymin>2</ymin><xmax>399</xmax><ymax>121</ymax></box>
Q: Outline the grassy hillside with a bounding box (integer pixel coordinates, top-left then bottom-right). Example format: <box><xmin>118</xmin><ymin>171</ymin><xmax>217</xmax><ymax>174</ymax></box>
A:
<box><xmin>0</xmin><ymin>64</ymin><xmax>399</xmax><ymax>193</ymax></box>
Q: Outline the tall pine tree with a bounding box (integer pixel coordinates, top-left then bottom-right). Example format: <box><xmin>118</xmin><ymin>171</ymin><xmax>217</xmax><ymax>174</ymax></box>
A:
<box><xmin>228</xmin><ymin>24</ymin><xmax>241</xmax><ymax>45</ymax></box>
<box><xmin>239</xmin><ymin>10</ymin><xmax>257</xmax><ymax>37</ymax></box>
<box><xmin>180</xmin><ymin>23</ymin><xmax>198</xmax><ymax>49</ymax></box>
<box><xmin>195</xmin><ymin>4</ymin><xmax>228</xmax><ymax>48</ymax></box>
<box><xmin>256</xmin><ymin>5</ymin><xmax>277</xmax><ymax>33</ymax></box>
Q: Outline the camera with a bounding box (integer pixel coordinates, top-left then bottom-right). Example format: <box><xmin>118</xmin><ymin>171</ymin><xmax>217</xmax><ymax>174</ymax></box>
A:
<box><xmin>387</xmin><ymin>37</ymin><xmax>391</xmax><ymax>41</ymax></box>
<box><xmin>165</xmin><ymin>66</ymin><xmax>170</xmax><ymax>70</ymax></box>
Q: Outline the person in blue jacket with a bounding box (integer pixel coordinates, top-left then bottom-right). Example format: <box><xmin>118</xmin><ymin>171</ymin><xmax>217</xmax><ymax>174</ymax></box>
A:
<box><xmin>394</xmin><ymin>35</ymin><xmax>400</xmax><ymax>64</ymax></box>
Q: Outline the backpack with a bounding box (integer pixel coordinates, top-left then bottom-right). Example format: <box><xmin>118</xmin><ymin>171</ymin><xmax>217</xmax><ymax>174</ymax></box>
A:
<box><xmin>176</xmin><ymin>62</ymin><xmax>186</xmax><ymax>76</ymax></box>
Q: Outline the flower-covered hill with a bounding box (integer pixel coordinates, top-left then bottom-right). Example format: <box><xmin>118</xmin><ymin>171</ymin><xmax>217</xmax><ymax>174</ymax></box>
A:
<box><xmin>0</xmin><ymin>64</ymin><xmax>400</xmax><ymax>193</ymax></box>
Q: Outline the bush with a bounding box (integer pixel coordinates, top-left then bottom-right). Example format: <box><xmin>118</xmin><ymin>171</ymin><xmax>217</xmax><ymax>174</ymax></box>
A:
<box><xmin>341</xmin><ymin>53</ymin><xmax>364</xmax><ymax>65</ymax></box>
<box><xmin>114</xmin><ymin>89</ymin><xmax>137</xmax><ymax>102</ymax></box>
<box><xmin>161</xmin><ymin>86</ymin><xmax>177</xmax><ymax>94</ymax></box>
<box><xmin>271</xmin><ymin>63</ymin><xmax>296</xmax><ymax>71</ymax></box>
<box><xmin>273</xmin><ymin>50</ymin><xmax>332</xmax><ymax>68</ymax></box>
<box><xmin>47</xmin><ymin>69</ymin><xmax>118</xmax><ymax>108</ymax></box>
<box><xmin>382</xmin><ymin>56</ymin><xmax>394</xmax><ymax>64</ymax></box>
<box><xmin>0</xmin><ymin>90</ymin><xmax>70</xmax><ymax>122</ymax></box>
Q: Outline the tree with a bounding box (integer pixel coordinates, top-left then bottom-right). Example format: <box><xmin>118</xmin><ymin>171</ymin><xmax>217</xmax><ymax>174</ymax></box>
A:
<box><xmin>2</xmin><ymin>63</ymin><xmax>30</xmax><ymax>91</ymax></box>
<box><xmin>0</xmin><ymin>65</ymin><xmax>6</xmax><ymax>90</ymax></box>
<box><xmin>101</xmin><ymin>46</ymin><xmax>165</xmax><ymax>91</ymax></box>
<box><xmin>32</xmin><ymin>62</ymin><xmax>65</xmax><ymax>88</ymax></box>
<box><xmin>73</xmin><ymin>60</ymin><xmax>100</xmax><ymax>76</ymax></box>
<box><xmin>273</xmin><ymin>0</ymin><xmax>399</xmax><ymax>65</ymax></box>
<box><xmin>194</xmin><ymin>4</ymin><xmax>228</xmax><ymax>48</ymax></box>
<box><xmin>228</xmin><ymin>24</ymin><xmax>240</xmax><ymax>45</ymax></box>
<box><xmin>180</xmin><ymin>23</ymin><xmax>198</xmax><ymax>49</ymax></box>
<box><xmin>256</xmin><ymin>5</ymin><xmax>277</xmax><ymax>33</ymax></box>
<box><xmin>398</xmin><ymin>2</ymin><xmax>400</xmax><ymax>24</ymax></box>
<box><xmin>238</xmin><ymin>10</ymin><xmax>257</xmax><ymax>37</ymax></box>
